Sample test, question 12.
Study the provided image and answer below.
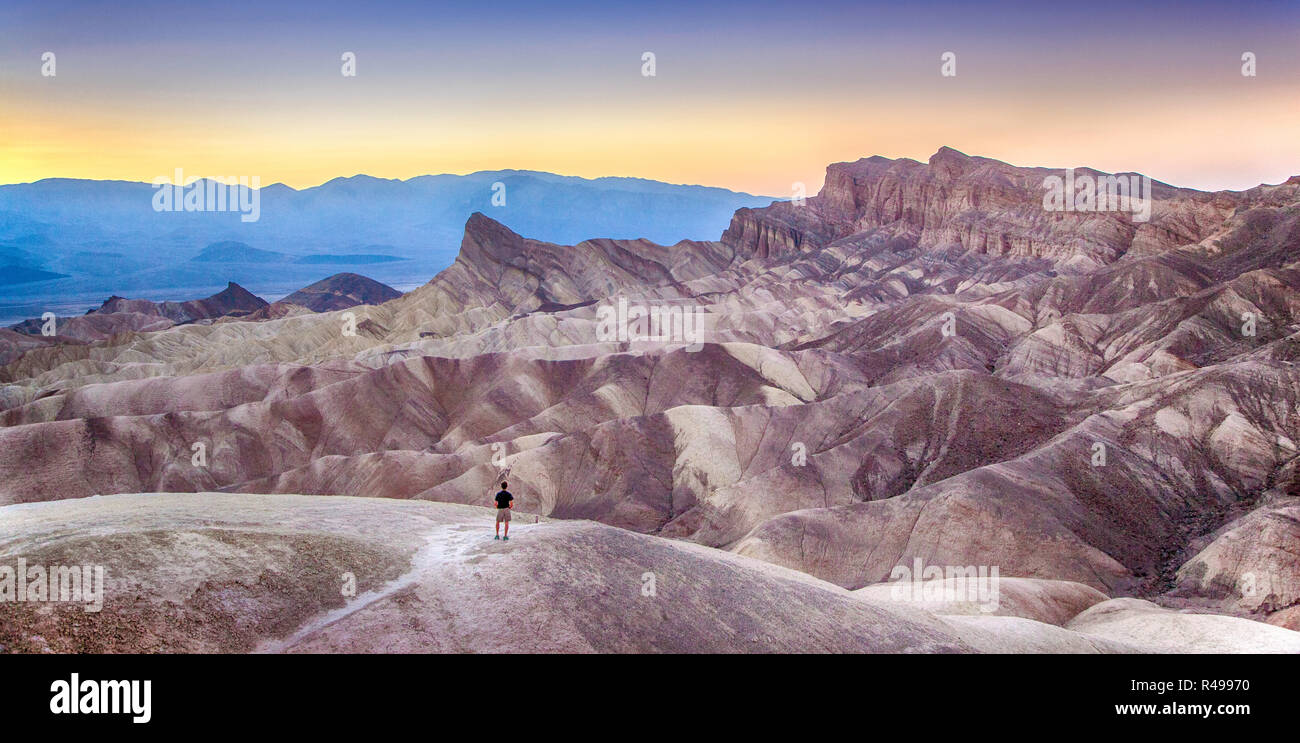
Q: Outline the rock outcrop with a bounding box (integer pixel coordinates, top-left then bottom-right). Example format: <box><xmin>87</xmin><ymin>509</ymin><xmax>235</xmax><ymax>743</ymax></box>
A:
<box><xmin>272</xmin><ymin>272</ymin><xmax>402</xmax><ymax>313</ymax></box>
<box><xmin>4</xmin><ymin>281</ymin><xmax>268</xmax><ymax>346</ymax></box>
<box><xmin>3</xmin><ymin>148</ymin><xmax>1300</xmax><ymax>651</ymax></box>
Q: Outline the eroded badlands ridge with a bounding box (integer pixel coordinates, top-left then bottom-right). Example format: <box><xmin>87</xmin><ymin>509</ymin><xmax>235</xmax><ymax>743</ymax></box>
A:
<box><xmin>6</xmin><ymin>493</ymin><xmax>1300</xmax><ymax>653</ymax></box>
<box><xmin>2</xmin><ymin>147</ymin><xmax>1299</xmax><ymax>649</ymax></box>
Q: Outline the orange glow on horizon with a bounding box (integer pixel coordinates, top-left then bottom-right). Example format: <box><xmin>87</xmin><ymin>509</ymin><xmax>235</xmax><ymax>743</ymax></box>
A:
<box><xmin>2</xmin><ymin>80</ymin><xmax>1297</xmax><ymax>195</ymax></box>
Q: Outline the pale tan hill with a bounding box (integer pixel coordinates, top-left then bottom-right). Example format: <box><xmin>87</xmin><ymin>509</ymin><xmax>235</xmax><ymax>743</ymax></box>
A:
<box><xmin>6</xmin><ymin>491</ymin><xmax>1283</xmax><ymax>654</ymax></box>
<box><xmin>1065</xmin><ymin>598</ymin><xmax>1300</xmax><ymax>653</ymax></box>
<box><xmin>854</xmin><ymin>577</ymin><xmax>1110</xmax><ymax>626</ymax></box>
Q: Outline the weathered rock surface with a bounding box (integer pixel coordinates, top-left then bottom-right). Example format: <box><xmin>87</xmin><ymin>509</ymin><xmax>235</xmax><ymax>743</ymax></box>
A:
<box><xmin>854</xmin><ymin>577</ymin><xmax>1110</xmax><ymax>626</ymax></box>
<box><xmin>1065</xmin><ymin>598</ymin><xmax>1300</xmax><ymax>653</ymax></box>
<box><xmin>7</xmin><ymin>492</ymin><xmax>1290</xmax><ymax>654</ymax></box>
<box><xmin>0</xmin><ymin>493</ymin><xmax>1096</xmax><ymax>653</ymax></box>
<box><xmin>3</xmin><ymin>148</ymin><xmax>1300</xmax><ymax>650</ymax></box>
<box><xmin>1173</xmin><ymin>498</ymin><xmax>1300</xmax><ymax>615</ymax></box>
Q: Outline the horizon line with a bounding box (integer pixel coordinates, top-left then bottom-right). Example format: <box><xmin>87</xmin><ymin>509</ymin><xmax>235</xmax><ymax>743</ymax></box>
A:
<box><xmin>0</xmin><ymin>168</ymin><xmax>783</xmax><ymax>198</ymax></box>
<box><xmin>3</xmin><ymin>147</ymin><xmax>1297</xmax><ymax>195</ymax></box>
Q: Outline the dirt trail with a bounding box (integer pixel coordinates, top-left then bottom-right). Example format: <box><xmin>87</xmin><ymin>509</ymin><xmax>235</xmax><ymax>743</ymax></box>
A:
<box><xmin>255</xmin><ymin>522</ymin><xmax>536</xmax><ymax>653</ymax></box>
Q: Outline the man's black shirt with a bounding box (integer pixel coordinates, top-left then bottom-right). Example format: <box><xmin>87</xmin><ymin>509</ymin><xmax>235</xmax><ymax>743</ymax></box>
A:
<box><xmin>495</xmin><ymin>490</ymin><xmax>513</xmax><ymax>509</ymax></box>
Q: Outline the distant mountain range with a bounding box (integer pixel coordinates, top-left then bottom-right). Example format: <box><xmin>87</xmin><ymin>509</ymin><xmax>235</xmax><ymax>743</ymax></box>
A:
<box><xmin>186</xmin><ymin>241</ymin><xmax>406</xmax><ymax>266</ymax></box>
<box><xmin>0</xmin><ymin>172</ymin><xmax>778</xmax><ymax>323</ymax></box>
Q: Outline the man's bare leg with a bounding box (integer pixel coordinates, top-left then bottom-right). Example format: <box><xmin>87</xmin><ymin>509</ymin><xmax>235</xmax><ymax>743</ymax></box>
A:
<box><xmin>503</xmin><ymin>520</ymin><xmax>510</xmax><ymax>539</ymax></box>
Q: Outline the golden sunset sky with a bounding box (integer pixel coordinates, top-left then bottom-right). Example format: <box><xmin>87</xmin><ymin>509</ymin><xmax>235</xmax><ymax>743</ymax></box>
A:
<box><xmin>2</xmin><ymin>0</ymin><xmax>1297</xmax><ymax>195</ymax></box>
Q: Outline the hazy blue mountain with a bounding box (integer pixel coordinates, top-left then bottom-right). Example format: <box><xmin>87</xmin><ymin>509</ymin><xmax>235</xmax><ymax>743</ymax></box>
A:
<box><xmin>0</xmin><ymin>266</ymin><xmax>69</xmax><ymax>285</ymax></box>
<box><xmin>0</xmin><ymin>172</ymin><xmax>778</xmax><ymax>324</ymax></box>
<box><xmin>190</xmin><ymin>241</ymin><xmax>289</xmax><ymax>263</ymax></box>
<box><xmin>293</xmin><ymin>254</ymin><xmax>402</xmax><ymax>265</ymax></box>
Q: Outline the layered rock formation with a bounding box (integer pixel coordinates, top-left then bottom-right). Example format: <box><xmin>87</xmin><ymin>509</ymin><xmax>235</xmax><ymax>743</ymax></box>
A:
<box><xmin>2</xmin><ymin>147</ymin><xmax>1299</xmax><ymax>652</ymax></box>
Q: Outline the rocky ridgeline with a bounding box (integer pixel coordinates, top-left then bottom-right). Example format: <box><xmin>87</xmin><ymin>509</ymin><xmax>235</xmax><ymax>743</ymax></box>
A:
<box><xmin>2</xmin><ymin>148</ymin><xmax>1299</xmax><ymax>651</ymax></box>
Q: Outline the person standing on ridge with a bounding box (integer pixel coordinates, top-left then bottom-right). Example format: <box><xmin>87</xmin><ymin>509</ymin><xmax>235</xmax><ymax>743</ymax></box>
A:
<box><xmin>494</xmin><ymin>481</ymin><xmax>514</xmax><ymax>540</ymax></box>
